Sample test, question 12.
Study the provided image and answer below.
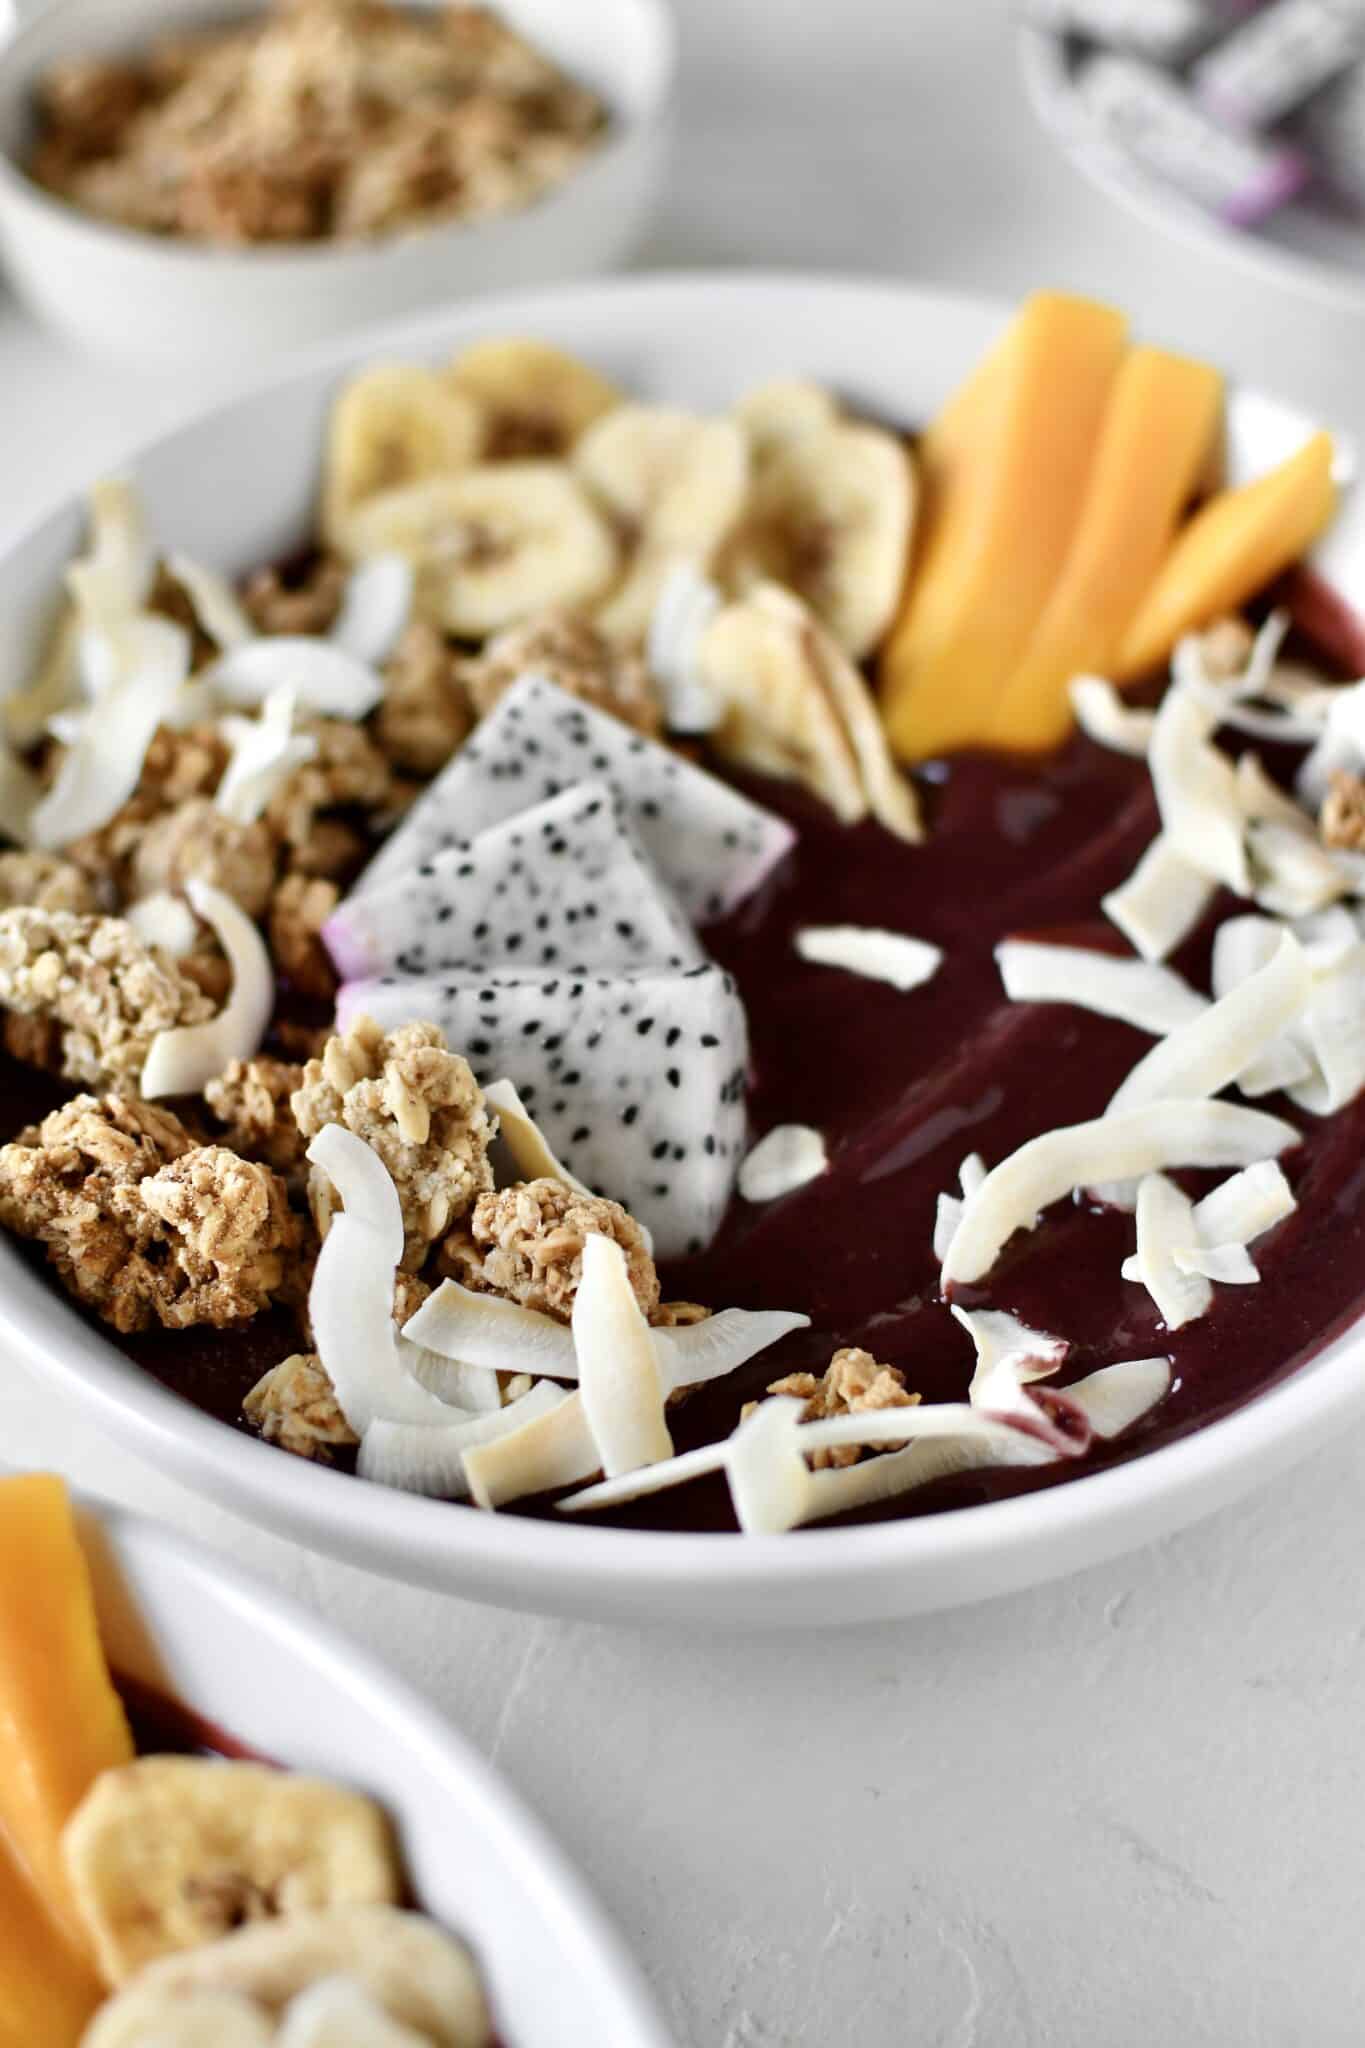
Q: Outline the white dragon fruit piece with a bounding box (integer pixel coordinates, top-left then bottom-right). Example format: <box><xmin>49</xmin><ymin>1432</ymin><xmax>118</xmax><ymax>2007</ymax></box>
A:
<box><xmin>353</xmin><ymin>674</ymin><xmax>796</xmax><ymax>922</ymax></box>
<box><xmin>322</xmin><ymin>779</ymin><xmax>707</xmax><ymax>984</ymax></box>
<box><xmin>335</xmin><ymin>963</ymin><xmax>749</xmax><ymax>1258</ymax></box>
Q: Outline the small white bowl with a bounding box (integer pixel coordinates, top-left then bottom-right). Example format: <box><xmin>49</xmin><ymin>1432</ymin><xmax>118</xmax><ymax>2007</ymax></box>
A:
<box><xmin>0</xmin><ymin>0</ymin><xmax>674</xmax><ymax>364</ymax></box>
<box><xmin>2</xmin><ymin>272</ymin><xmax>1364</xmax><ymax>1630</ymax></box>
<box><xmin>61</xmin><ymin>1478</ymin><xmax>674</xmax><ymax>2046</ymax></box>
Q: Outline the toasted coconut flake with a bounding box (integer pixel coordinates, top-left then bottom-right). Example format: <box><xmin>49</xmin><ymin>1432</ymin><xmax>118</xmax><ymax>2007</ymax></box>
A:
<box><xmin>166</xmin><ymin>552</ymin><xmax>254</xmax><ymax>650</ymax></box>
<box><xmin>482</xmin><ymin>1076</ymin><xmax>594</xmax><ymax>1198</ymax></box>
<box><xmin>1289</xmin><ymin>939</ymin><xmax>1365</xmax><ymax>1115</ymax></box>
<box><xmin>216</xmin><ymin>688</ymin><xmax>319</xmax><ymax>826</ymax></box>
<box><xmin>1173</xmin><ymin>1241</ymin><xmax>1259</xmax><ymax>1283</ymax></box>
<box><xmin>941</xmin><ymin>1100</ymin><xmax>1299</xmax><ymax>1288</ymax></box>
<box><xmin>358</xmin><ymin>1379</ymin><xmax>566</xmax><ymax>1497</ymax></box>
<box><xmin>1069</xmin><ymin>675</ymin><xmax>1155</xmax><ymax>757</ymax></box>
<box><xmin>657</xmin><ymin>1306</ymin><xmax>809</xmax><ymax>1387</ymax></box>
<box><xmin>1131</xmin><ymin>1172</ymin><xmax>1211</xmax><ymax>1331</ymax></box>
<box><xmin>933</xmin><ymin>1152</ymin><xmax>987</xmax><ymax>1262</ymax></box>
<box><xmin>464</xmin><ymin>1389</ymin><xmax>600</xmax><ymax>1509</ymax></box>
<box><xmin>140</xmin><ymin>880</ymin><xmax>273</xmax><ymax>1098</ymax></box>
<box><xmin>572</xmin><ymin>1233</ymin><xmax>672</xmax><ymax>1478</ymax></box>
<box><xmin>1109</xmin><ymin>931</ymin><xmax>1309</xmax><ymax>1114</ymax></box>
<box><xmin>405</xmin><ymin>1346</ymin><xmax>503</xmax><ymax>1414</ymax></box>
<box><xmin>996</xmin><ymin>939</ymin><xmax>1207</xmax><ymax>1036</ymax></box>
<box><xmin>727</xmin><ymin>1396</ymin><xmax>818</xmax><ymax>1534</ymax></box>
<box><xmin>206</xmin><ymin>637</ymin><xmax>384</xmax><ymax>719</ymax></box>
<box><xmin>403</xmin><ymin>1279</ymin><xmax>578</xmax><ymax>1380</ymax></box>
<box><xmin>738</xmin><ymin>1123</ymin><xmax>827</xmax><ymax>1203</ymax></box>
<box><xmin>794</xmin><ymin>923</ymin><xmax>942</xmax><ymax>992</ymax></box>
<box><xmin>125</xmin><ymin>890</ymin><xmax>198</xmax><ymax>957</ymax></box>
<box><xmin>1102</xmin><ymin>834</ymin><xmax>1217</xmax><ymax>964</ymax></box>
<box><xmin>557</xmin><ymin>1434</ymin><xmax>733</xmax><ymax>1517</ymax></box>
<box><xmin>1148</xmin><ymin>682</ymin><xmax>1249</xmax><ymax>894</ymax></box>
<box><xmin>1248</xmin><ymin>819</ymin><xmax>1350</xmax><ymax>918</ymax></box>
<box><xmin>66</xmin><ymin>477</ymin><xmax>154</xmax><ymax>631</ymax></box>
<box><xmin>330</xmin><ymin>554</ymin><xmax>414</xmax><ymax>667</ymax></box>
<box><xmin>29</xmin><ymin>616</ymin><xmax>190</xmax><ymax>850</ymax></box>
<box><xmin>648</xmin><ymin>561</ymin><xmax>723</xmax><ymax>733</ymax></box>
<box><xmin>1193</xmin><ymin>1159</ymin><xmax>1296</xmax><ymax>1245</ymax></box>
<box><xmin>1065</xmin><ymin>1356</ymin><xmax>1171</xmax><ymax>1438</ymax></box>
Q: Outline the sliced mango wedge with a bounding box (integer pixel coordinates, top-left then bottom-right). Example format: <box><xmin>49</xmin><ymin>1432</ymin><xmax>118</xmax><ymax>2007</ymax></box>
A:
<box><xmin>0</xmin><ymin>1839</ymin><xmax>102</xmax><ymax>2048</ymax></box>
<box><xmin>1114</xmin><ymin>430</ymin><xmax>1337</xmax><ymax>680</ymax></box>
<box><xmin>0</xmin><ymin>1472</ymin><xmax>133</xmax><ymax>1961</ymax></box>
<box><xmin>990</xmin><ymin>347</ymin><xmax>1224</xmax><ymax>751</ymax></box>
<box><xmin>879</xmin><ymin>291</ymin><xmax>1129</xmax><ymax>762</ymax></box>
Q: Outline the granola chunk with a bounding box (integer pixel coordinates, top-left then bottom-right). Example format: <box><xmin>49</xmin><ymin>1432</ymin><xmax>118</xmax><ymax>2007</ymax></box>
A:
<box><xmin>243</xmin><ymin>1352</ymin><xmax>358</xmax><ymax>1463</ymax></box>
<box><xmin>131</xmin><ymin>796</ymin><xmax>278</xmax><ymax>919</ymax></box>
<box><xmin>0</xmin><ymin>851</ymin><xmax>99</xmax><ymax>915</ymax></box>
<box><xmin>442</xmin><ymin>1176</ymin><xmax>659</xmax><ymax>1322</ymax></box>
<box><xmin>60</xmin><ymin>724</ymin><xmax>229</xmax><ymax>899</ymax></box>
<box><xmin>0</xmin><ymin>907</ymin><xmax>212</xmax><ymax>1089</ymax></box>
<box><xmin>265</xmin><ymin>718</ymin><xmax>395</xmax><ymax>870</ymax></box>
<box><xmin>0</xmin><ymin>1095</ymin><xmax>292</xmax><ymax>1332</ymax></box>
<box><xmin>769</xmin><ymin>1347</ymin><xmax>918</xmax><ymax>1470</ymax></box>
<box><xmin>1320</xmin><ymin>770</ymin><xmax>1365</xmax><ymax>852</ymax></box>
<box><xmin>202</xmin><ymin>1056</ymin><xmax>306</xmax><ymax>1178</ymax></box>
<box><xmin>268</xmin><ymin>872</ymin><xmax>339</xmax><ymax>999</ymax></box>
<box><xmin>292</xmin><ymin>1016</ymin><xmax>493</xmax><ymax>1268</ymax></box>
<box><xmin>374</xmin><ymin>622</ymin><xmax>472</xmax><ymax>777</ymax></box>
<box><xmin>242</xmin><ymin>557</ymin><xmax>348</xmax><ymax>637</ymax></box>
<box><xmin>461</xmin><ymin>610</ymin><xmax>662</xmax><ymax>735</ymax></box>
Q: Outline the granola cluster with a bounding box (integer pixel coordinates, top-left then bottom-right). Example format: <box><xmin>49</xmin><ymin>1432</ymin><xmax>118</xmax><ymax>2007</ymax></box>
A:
<box><xmin>242</xmin><ymin>1351</ymin><xmax>360</xmax><ymax>1462</ymax></box>
<box><xmin>0</xmin><ymin>907</ymin><xmax>212</xmax><ymax>1089</ymax></box>
<box><xmin>1320</xmin><ymin>770</ymin><xmax>1365</xmax><ymax>852</ymax></box>
<box><xmin>0</xmin><ymin>851</ymin><xmax>99</xmax><ymax>915</ymax></box>
<box><xmin>292</xmin><ymin>1016</ymin><xmax>494</xmax><ymax>1267</ymax></box>
<box><xmin>0</xmin><ymin>1095</ymin><xmax>295</xmax><ymax>1333</ymax></box>
<box><xmin>377</xmin><ymin>622</ymin><xmax>472</xmax><ymax>777</ymax></box>
<box><xmin>769</xmin><ymin>1348</ymin><xmax>919</xmax><ymax>1470</ymax></box>
<box><xmin>29</xmin><ymin>0</ymin><xmax>609</xmax><ymax>248</ymax></box>
<box><xmin>442</xmin><ymin>1176</ymin><xmax>660</xmax><ymax>1322</ymax></box>
<box><xmin>461</xmin><ymin>611</ymin><xmax>662</xmax><ymax>736</ymax></box>
<box><xmin>203</xmin><ymin>1056</ymin><xmax>307</xmax><ymax>1179</ymax></box>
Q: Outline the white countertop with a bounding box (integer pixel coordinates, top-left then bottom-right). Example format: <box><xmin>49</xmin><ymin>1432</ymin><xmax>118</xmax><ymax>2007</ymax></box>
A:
<box><xmin>5</xmin><ymin>4</ymin><xmax>1365</xmax><ymax>2042</ymax></box>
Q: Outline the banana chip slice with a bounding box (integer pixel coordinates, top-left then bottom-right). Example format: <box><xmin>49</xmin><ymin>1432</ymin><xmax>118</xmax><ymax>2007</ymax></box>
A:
<box><xmin>574</xmin><ymin>404</ymin><xmax>750</xmax><ymax>645</ymax></box>
<box><xmin>341</xmin><ymin>463</ymin><xmax>619</xmax><ymax>638</ymax></box>
<box><xmin>84</xmin><ymin>1906</ymin><xmax>491</xmax><ymax>2048</ymax></box>
<box><xmin>63</xmin><ymin>1756</ymin><xmax>401</xmax><ymax>1985</ymax></box>
<box><xmin>725</xmin><ymin>419</ymin><xmax>915</xmax><ymax>659</ymax></box>
<box><xmin>732</xmin><ymin>376</ymin><xmax>842</xmax><ymax>459</ymax></box>
<box><xmin>446</xmin><ymin>337</ymin><xmax>620</xmax><ymax>458</ymax></box>
<box><xmin>82</xmin><ymin>1988</ymin><xmax>275</xmax><ymax>2046</ymax></box>
<box><xmin>699</xmin><ymin>583</ymin><xmax>921</xmax><ymax>839</ymax></box>
<box><xmin>322</xmin><ymin>366</ymin><xmax>484</xmax><ymax>550</ymax></box>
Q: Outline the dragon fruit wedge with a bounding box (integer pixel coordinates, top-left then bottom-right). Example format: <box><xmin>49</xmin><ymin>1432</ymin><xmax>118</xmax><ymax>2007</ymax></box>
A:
<box><xmin>335</xmin><ymin>963</ymin><xmax>749</xmax><ymax>1258</ymax></box>
<box><xmin>354</xmin><ymin>674</ymin><xmax>795</xmax><ymax>923</ymax></box>
<box><xmin>322</xmin><ymin>780</ymin><xmax>707</xmax><ymax>983</ymax></box>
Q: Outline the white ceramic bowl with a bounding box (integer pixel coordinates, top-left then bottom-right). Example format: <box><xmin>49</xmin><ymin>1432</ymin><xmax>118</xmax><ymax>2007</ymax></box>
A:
<box><xmin>60</xmin><ymin>1476</ymin><xmax>674</xmax><ymax>2045</ymax></box>
<box><xmin>3</xmin><ymin>271</ymin><xmax>1365</xmax><ymax>1630</ymax></box>
<box><xmin>0</xmin><ymin>0</ymin><xmax>673</xmax><ymax>363</ymax></box>
<box><xmin>1018</xmin><ymin>23</ymin><xmax>1365</xmax><ymax>315</ymax></box>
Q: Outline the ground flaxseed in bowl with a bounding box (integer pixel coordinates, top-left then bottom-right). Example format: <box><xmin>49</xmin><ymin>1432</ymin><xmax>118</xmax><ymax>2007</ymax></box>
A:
<box><xmin>26</xmin><ymin>0</ymin><xmax>610</xmax><ymax>246</ymax></box>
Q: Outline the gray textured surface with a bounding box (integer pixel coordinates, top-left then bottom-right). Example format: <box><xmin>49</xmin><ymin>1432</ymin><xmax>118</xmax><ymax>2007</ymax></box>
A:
<box><xmin>4</xmin><ymin>3</ymin><xmax>1365</xmax><ymax>2041</ymax></box>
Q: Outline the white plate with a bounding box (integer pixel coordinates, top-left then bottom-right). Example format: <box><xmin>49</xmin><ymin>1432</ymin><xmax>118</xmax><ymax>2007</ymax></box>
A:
<box><xmin>1019</xmin><ymin>24</ymin><xmax>1365</xmax><ymax>315</ymax></box>
<box><xmin>61</xmin><ymin>1478</ymin><xmax>673</xmax><ymax>2045</ymax></box>
<box><xmin>3</xmin><ymin>271</ymin><xmax>1365</xmax><ymax>1630</ymax></box>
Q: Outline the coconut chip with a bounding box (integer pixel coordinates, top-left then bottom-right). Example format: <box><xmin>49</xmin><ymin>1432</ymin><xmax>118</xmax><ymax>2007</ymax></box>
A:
<box><xmin>166</xmin><ymin>552</ymin><xmax>255</xmax><ymax>650</ymax></box>
<box><xmin>1148</xmin><ymin>680</ymin><xmax>1250</xmax><ymax>895</ymax></box>
<box><xmin>648</xmin><ymin>560</ymin><xmax>723</xmax><ymax>733</ymax></box>
<box><xmin>464</xmin><ymin>1389</ymin><xmax>601</xmax><ymax>1509</ymax></box>
<box><xmin>1102</xmin><ymin>833</ymin><xmax>1217</xmax><ymax>964</ymax></box>
<box><xmin>1108</xmin><ymin>930</ymin><xmax>1309</xmax><ymax>1115</ymax></box>
<box><xmin>1069</xmin><ymin>675</ymin><xmax>1156</xmax><ymax>757</ymax></box>
<box><xmin>738</xmin><ymin>1123</ymin><xmax>827</xmax><ymax>1203</ymax></box>
<box><xmin>329</xmin><ymin>554</ymin><xmax>414</xmax><ymax>667</ymax></box>
<box><xmin>1129</xmin><ymin>1172</ymin><xmax>1211</xmax><ymax>1330</ymax></box>
<box><xmin>205</xmin><ymin>636</ymin><xmax>385</xmax><ymax>720</ymax></box>
<box><xmin>124</xmin><ymin>890</ymin><xmax>199</xmax><ymax>957</ymax></box>
<box><xmin>215</xmin><ymin>688</ymin><xmax>319</xmax><ymax>826</ymax></box>
<box><xmin>358</xmin><ymin>1378</ymin><xmax>567</xmax><ymax>1497</ymax></box>
<box><xmin>996</xmin><ymin>939</ymin><xmax>1207</xmax><ymax>1037</ymax></box>
<box><xmin>140</xmin><ymin>879</ymin><xmax>273</xmax><ymax>1097</ymax></box>
<box><xmin>794</xmin><ymin>924</ymin><xmax>943</xmax><ymax>992</ymax></box>
<box><xmin>29</xmin><ymin>615</ymin><xmax>190</xmax><ymax>850</ymax></box>
<box><xmin>482</xmin><ymin>1076</ymin><xmax>595</xmax><ymax>1198</ymax></box>
<box><xmin>571</xmin><ymin>1233</ymin><xmax>672</xmax><ymax>1478</ymax></box>
<box><xmin>940</xmin><ymin>1099</ymin><xmax>1299</xmax><ymax>1288</ymax></box>
<box><xmin>932</xmin><ymin>1152</ymin><xmax>987</xmax><ymax>1262</ymax></box>
<box><xmin>65</xmin><ymin>477</ymin><xmax>154</xmax><ymax>633</ymax></box>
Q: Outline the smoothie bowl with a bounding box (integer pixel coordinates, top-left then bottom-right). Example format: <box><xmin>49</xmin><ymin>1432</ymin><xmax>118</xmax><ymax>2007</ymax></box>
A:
<box><xmin>0</xmin><ymin>1469</ymin><xmax>673</xmax><ymax>2043</ymax></box>
<box><xmin>1</xmin><ymin>273</ymin><xmax>1364</xmax><ymax>1627</ymax></box>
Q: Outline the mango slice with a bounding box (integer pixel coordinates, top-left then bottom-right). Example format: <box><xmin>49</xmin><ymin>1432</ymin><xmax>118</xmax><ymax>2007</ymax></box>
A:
<box><xmin>989</xmin><ymin>347</ymin><xmax>1224</xmax><ymax>751</ymax></box>
<box><xmin>879</xmin><ymin>291</ymin><xmax>1129</xmax><ymax>762</ymax></box>
<box><xmin>0</xmin><ymin>1839</ymin><xmax>102</xmax><ymax>2047</ymax></box>
<box><xmin>1114</xmin><ymin>430</ymin><xmax>1337</xmax><ymax>680</ymax></box>
<box><xmin>0</xmin><ymin>1472</ymin><xmax>133</xmax><ymax>1960</ymax></box>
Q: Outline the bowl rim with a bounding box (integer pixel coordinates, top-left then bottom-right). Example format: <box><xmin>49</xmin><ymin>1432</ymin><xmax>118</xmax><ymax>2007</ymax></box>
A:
<box><xmin>3</xmin><ymin>263</ymin><xmax>1363</xmax><ymax>1619</ymax></box>
<box><xmin>1016</xmin><ymin>19</ymin><xmax>1365</xmax><ymax>316</ymax></box>
<box><xmin>65</xmin><ymin>1477</ymin><xmax>677</xmax><ymax>2046</ymax></box>
<box><xmin>0</xmin><ymin>0</ymin><xmax>676</xmax><ymax>271</ymax></box>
